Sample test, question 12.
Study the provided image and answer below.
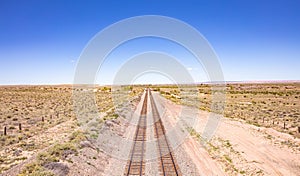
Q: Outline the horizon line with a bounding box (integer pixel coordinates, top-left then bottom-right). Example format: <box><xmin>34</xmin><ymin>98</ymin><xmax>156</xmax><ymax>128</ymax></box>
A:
<box><xmin>0</xmin><ymin>80</ymin><xmax>299</xmax><ymax>87</ymax></box>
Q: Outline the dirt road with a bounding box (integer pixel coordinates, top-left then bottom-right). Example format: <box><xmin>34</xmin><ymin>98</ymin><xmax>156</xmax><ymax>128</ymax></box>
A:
<box><xmin>154</xmin><ymin>91</ymin><xmax>300</xmax><ymax>175</ymax></box>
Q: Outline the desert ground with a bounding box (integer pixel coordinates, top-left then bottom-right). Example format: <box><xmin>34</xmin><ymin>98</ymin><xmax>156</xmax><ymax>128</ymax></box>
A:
<box><xmin>0</xmin><ymin>83</ymin><xmax>299</xmax><ymax>175</ymax></box>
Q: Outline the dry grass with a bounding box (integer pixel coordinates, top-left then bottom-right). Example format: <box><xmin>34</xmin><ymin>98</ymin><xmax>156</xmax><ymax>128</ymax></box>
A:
<box><xmin>157</xmin><ymin>82</ymin><xmax>300</xmax><ymax>138</ymax></box>
<box><xmin>0</xmin><ymin>86</ymin><xmax>73</xmax><ymax>147</ymax></box>
<box><xmin>0</xmin><ymin>85</ymin><xmax>143</xmax><ymax>174</ymax></box>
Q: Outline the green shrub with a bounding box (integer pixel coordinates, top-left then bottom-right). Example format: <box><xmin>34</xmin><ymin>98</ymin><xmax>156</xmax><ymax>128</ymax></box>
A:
<box><xmin>18</xmin><ymin>162</ymin><xmax>54</xmax><ymax>176</ymax></box>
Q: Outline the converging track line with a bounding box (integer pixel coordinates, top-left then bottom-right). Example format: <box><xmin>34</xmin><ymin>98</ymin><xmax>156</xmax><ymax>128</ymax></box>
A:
<box><xmin>125</xmin><ymin>89</ymin><xmax>180</xmax><ymax>176</ymax></box>
<box><xmin>149</xmin><ymin>90</ymin><xmax>181</xmax><ymax>176</ymax></box>
<box><xmin>125</xmin><ymin>90</ymin><xmax>148</xmax><ymax>176</ymax></box>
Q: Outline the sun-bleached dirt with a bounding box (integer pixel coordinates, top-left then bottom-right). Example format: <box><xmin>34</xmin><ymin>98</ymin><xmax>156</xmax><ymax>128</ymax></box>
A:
<box><xmin>3</xmin><ymin>87</ymin><xmax>299</xmax><ymax>176</ymax></box>
<box><xmin>71</xmin><ymin>90</ymin><xmax>300</xmax><ymax>176</ymax></box>
<box><xmin>152</xmin><ymin>91</ymin><xmax>225</xmax><ymax>176</ymax></box>
<box><xmin>154</xmin><ymin>91</ymin><xmax>300</xmax><ymax>175</ymax></box>
<box><xmin>2</xmin><ymin>119</ymin><xmax>77</xmax><ymax>176</ymax></box>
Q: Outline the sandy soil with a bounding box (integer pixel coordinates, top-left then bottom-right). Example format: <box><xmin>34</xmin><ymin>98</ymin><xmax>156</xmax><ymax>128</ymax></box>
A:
<box><xmin>154</xmin><ymin>91</ymin><xmax>300</xmax><ymax>175</ymax></box>
<box><xmin>152</xmin><ymin>92</ymin><xmax>225</xmax><ymax>176</ymax></box>
<box><xmin>74</xmin><ymin>90</ymin><xmax>300</xmax><ymax>175</ymax></box>
<box><xmin>2</xmin><ymin>120</ymin><xmax>77</xmax><ymax>176</ymax></box>
<box><xmin>3</xmin><ymin>88</ymin><xmax>299</xmax><ymax>175</ymax></box>
<box><xmin>102</xmin><ymin>90</ymin><xmax>222</xmax><ymax>176</ymax></box>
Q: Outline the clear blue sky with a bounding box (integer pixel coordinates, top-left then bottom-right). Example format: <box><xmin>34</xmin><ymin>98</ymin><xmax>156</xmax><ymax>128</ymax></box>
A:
<box><xmin>0</xmin><ymin>0</ymin><xmax>299</xmax><ymax>85</ymax></box>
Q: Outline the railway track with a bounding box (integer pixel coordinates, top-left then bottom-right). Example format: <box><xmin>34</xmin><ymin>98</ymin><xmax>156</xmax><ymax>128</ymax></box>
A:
<box><xmin>125</xmin><ymin>89</ymin><xmax>180</xmax><ymax>176</ymax></box>
<box><xmin>149</xmin><ymin>90</ymin><xmax>181</xmax><ymax>176</ymax></box>
<box><xmin>125</xmin><ymin>90</ymin><xmax>148</xmax><ymax>175</ymax></box>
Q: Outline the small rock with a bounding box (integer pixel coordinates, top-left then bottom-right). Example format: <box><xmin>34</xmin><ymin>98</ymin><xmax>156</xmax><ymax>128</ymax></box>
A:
<box><xmin>62</xmin><ymin>149</ymin><xmax>76</xmax><ymax>159</ymax></box>
<box><xmin>44</xmin><ymin>162</ymin><xmax>69</xmax><ymax>176</ymax></box>
<box><xmin>80</xmin><ymin>140</ymin><xmax>95</xmax><ymax>149</ymax></box>
<box><xmin>13</xmin><ymin>149</ymin><xmax>22</xmax><ymax>156</ymax></box>
<box><xmin>111</xmin><ymin>119</ymin><xmax>120</xmax><ymax>124</ymax></box>
<box><xmin>105</xmin><ymin>120</ymin><xmax>114</xmax><ymax>127</ymax></box>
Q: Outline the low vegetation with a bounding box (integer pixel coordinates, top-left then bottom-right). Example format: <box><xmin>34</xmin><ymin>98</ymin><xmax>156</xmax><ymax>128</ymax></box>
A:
<box><xmin>0</xmin><ymin>85</ymin><xmax>144</xmax><ymax>174</ymax></box>
<box><xmin>156</xmin><ymin>83</ymin><xmax>300</xmax><ymax>138</ymax></box>
<box><xmin>188</xmin><ymin>127</ymin><xmax>263</xmax><ymax>175</ymax></box>
<box><xmin>19</xmin><ymin>130</ymin><xmax>85</xmax><ymax>175</ymax></box>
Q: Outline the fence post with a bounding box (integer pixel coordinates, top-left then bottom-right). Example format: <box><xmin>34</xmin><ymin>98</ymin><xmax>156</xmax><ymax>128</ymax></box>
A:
<box><xmin>42</xmin><ymin>116</ymin><xmax>44</xmax><ymax>122</ymax></box>
<box><xmin>4</xmin><ymin>126</ymin><xmax>7</xmax><ymax>135</ymax></box>
<box><xmin>19</xmin><ymin>123</ymin><xmax>22</xmax><ymax>131</ymax></box>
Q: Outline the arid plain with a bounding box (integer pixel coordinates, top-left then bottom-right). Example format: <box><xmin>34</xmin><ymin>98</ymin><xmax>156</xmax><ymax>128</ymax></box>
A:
<box><xmin>0</xmin><ymin>82</ymin><xmax>299</xmax><ymax>175</ymax></box>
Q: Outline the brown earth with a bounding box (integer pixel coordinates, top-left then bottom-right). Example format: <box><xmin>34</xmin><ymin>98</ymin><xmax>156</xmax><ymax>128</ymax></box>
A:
<box><xmin>1</xmin><ymin>85</ymin><xmax>299</xmax><ymax>175</ymax></box>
